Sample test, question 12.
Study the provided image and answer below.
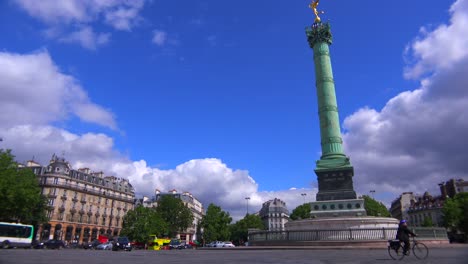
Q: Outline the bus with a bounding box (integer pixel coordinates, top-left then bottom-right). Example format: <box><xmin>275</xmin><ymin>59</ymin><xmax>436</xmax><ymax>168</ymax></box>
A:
<box><xmin>0</xmin><ymin>222</ymin><xmax>34</xmax><ymax>249</ymax></box>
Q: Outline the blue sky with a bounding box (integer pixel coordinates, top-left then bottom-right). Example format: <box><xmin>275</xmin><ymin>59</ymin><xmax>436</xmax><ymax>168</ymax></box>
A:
<box><xmin>1</xmin><ymin>0</ymin><xmax>467</xmax><ymax>220</ymax></box>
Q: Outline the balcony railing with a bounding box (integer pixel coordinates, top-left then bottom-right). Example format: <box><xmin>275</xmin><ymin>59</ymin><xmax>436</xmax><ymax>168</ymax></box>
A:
<box><xmin>40</xmin><ymin>181</ymin><xmax>134</xmax><ymax>203</ymax></box>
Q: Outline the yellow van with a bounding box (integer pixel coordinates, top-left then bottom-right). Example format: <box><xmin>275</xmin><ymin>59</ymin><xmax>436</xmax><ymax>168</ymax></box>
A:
<box><xmin>148</xmin><ymin>235</ymin><xmax>171</xmax><ymax>250</ymax></box>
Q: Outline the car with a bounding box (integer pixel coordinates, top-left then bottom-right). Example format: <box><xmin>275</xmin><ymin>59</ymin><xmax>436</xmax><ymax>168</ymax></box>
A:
<box><xmin>96</xmin><ymin>241</ymin><xmax>113</xmax><ymax>250</ymax></box>
<box><xmin>169</xmin><ymin>239</ymin><xmax>181</xmax><ymax>250</ymax></box>
<box><xmin>83</xmin><ymin>239</ymin><xmax>102</xmax><ymax>250</ymax></box>
<box><xmin>34</xmin><ymin>239</ymin><xmax>66</xmax><ymax>249</ymax></box>
<box><xmin>112</xmin><ymin>237</ymin><xmax>132</xmax><ymax>251</ymax></box>
<box><xmin>223</xmin><ymin>241</ymin><xmax>235</xmax><ymax>248</ymax></box>
<box><xmin>213</xmin><ymin>241</ymin><xmax>225</xmax><ymax>248</ymax></box>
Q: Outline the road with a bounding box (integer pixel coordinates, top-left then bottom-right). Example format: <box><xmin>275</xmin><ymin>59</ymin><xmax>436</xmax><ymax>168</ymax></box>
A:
<box><xmin>0</xmin><ymin>248</ymin><xmax>467</xmax><ymax>264</ymax></box>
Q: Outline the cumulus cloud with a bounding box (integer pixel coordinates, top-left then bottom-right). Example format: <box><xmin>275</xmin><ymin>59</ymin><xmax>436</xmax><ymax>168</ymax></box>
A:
<box><xmin>0</xmin><ymin>49</ymin><xmax>306</xmax><ymax>221</ymax></box>
<box><xmin>342</xmin><ymin>0</ymin><xmax>468</xmax><ymax>204</ymax></box>
<box><xmin>404</xmin><ymin>0</ymin><xmax>468</xmax><ymax>79</ymax></box>
<box><xmin>0</xmin><ymin>50</ymin><xmax>117</xmax><ymax>129</ymax></box>
<box><xmin>14</xmin><ymin>0</ymin><xmax>147</xmax><ymax>48</ymax></box>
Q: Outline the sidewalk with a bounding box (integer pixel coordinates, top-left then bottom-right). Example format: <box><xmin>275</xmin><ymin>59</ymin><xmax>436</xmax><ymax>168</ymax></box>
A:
<box><xmin>197</xmin><ymin>243</ymin><xmax>468</xmax><ymax>250</ymax></box>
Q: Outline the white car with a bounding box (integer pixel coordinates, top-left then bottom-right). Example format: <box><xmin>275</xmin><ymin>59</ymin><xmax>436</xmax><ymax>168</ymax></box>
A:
<box><xmin>222</xmin><ymin>242</ymin><xmax>235</xmax><ymax>248</ymax></box>
<box><xmin>96</xmin><ymin>242</ymin><xmax>113</xmax><ymax>250</ymax></box>
<box><xmin>213</xmin><ymin>241</ymin><xmax>225</xmax><ymax>248</ymax></box>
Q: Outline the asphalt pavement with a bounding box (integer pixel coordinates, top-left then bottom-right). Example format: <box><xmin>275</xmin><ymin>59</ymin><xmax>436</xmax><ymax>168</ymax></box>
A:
<box><xmin>1</xmin><ymin>247</ymin><xmax>467</xmax><ymax>264</ymax></box>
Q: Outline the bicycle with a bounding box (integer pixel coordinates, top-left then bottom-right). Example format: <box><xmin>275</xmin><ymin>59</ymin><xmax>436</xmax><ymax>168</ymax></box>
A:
<box><xmin>387</xmin><ymin>237</ymin><xmax>429</xmax><ymax>260</ymax></box>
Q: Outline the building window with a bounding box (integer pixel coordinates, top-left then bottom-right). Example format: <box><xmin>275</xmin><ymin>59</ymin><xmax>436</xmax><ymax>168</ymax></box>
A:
<box><xmin>48</xmin><ymin>199</ymin><xmax>55</xmax><ymax>206</ymax></box>
<box><xmin>53</xmin><ymin>177</ymin><xmax>59</xmax><ymax>184</ymax></box>
<box><xmin>102</xmin><ymin>218</ymin><xmax>106</xmax><ymax>226</ymax></box>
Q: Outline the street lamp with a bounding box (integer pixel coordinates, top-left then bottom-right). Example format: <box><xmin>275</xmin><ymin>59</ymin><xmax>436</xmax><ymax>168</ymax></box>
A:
<box><xmin>301</xmin><ymin>193</ymin><xmax>307</xmax><ymax>204</ymax></box>
<box><xmin>245</xmin><ymin>197</ymin><xmax>250</xmax><ymax>215</ymax></box>
<box><xmin>370</xmin><ymin>190</ymin><xmax>376</xmax><ymax>199</ymax></box>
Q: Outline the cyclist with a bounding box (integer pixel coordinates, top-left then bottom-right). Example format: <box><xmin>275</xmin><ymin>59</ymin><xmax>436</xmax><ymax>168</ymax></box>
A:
<box><xmin>396</xmin><ymin>219</ymin><xmax>417</xmax><ymax>255</ymax></box>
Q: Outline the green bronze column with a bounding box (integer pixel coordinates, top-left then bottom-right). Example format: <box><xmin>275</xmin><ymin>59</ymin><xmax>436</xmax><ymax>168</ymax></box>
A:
<box><xmin>306</xmin><ymin>23</ymin><xmax>357</xmax><ymax>201</ymax></box>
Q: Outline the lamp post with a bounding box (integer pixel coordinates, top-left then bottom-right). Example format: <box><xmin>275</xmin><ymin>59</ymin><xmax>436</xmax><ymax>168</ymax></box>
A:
<box><xmin>245</xmin><ymin>197</ymin><xmax>250</xmax><ymax>215</ymax></box>
<box><xmin>301</xmin><ymin>193</ymin><xmax>307</xmax><ymax>204</ymax></box>
<box><xmin>370</xmin><ymin>190</ymin><xmax>376</xmax><ymax>199</ymax></box>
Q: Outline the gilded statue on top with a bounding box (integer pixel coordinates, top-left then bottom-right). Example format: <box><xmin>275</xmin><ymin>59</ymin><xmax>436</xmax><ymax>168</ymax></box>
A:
<box><xmin>309</xmin><ymin>0</ymin><xmax>325</xmax><ymax>23</ymax></box>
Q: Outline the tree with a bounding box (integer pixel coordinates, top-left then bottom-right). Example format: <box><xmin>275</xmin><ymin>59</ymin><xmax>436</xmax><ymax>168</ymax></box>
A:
<box><xmin>290</xmin><ymin>203</ymin><xmax>311</xmax><ymax>220</ymax></box>
<box><xmin>201</xmin><ymin>203</ymin><xmax>232</xmax><ymax>244</ymax></box>
<box><xmin>443</xmin><ymin>192</ymin><xmax>468</xmax><ymax>236</ymax></box>
<box><xmin>120</xmin><ymin>205</ymin><xmax>168</xmax><ymax>242</ymax></box>
<box><xmin>363</xmin><ymin>195</ymin><xmax>391</xmax><ymax>217</ymax></box>
<box><xmin>230</xmin><ymin>214</ymin><xmax>264</xmax><ymax>245</ymax></box>
<box><xmin>155</xmin><ymin>195</ymin><xmax>194</xmax><ymax>237</ymax></box>
<box><xmin>0</xmin><ymin>149</ymin><xmax>47</xmax><ymax>225</ymax></box>
<box><xmin>421</xmin><ymin>216</ymin><xmax>434</xmax><ymax>227</ymax></box>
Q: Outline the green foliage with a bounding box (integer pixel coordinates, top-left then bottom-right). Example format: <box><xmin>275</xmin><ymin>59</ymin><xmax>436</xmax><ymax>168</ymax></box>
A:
<box><xmin>363</xmin><ymin>195</ymin><xmax>391</xmax><ymax>217</ymax></box>
<box><xmin>290</xmin><ymin>203</ymin><xmax>311</xmax><ymax>220</ymax></box>
<box><xmin>443</xmin><ymin>192</ymin><xmax>468</xmax><ymax>235</ymax></box>
<box><xmin>421</xmin><ymin>216</ymin><xmax>434</xmax><ymax>227</ymax></box>
<box><xmin>201</xmin><ymin>203</ymin><xmax>232</xmax><ymax>243</ymax></box>
<box><xmin>155</xmin><ymin>195</ymin><xmax>194</xmax><ymax>237</ymax></box>
<box><xmin>229</xmin><ymin>214</ymin><xmax>264</xmax><ymax>245</ymax></box>
<box><xmin>0</xmin><ymin>149</ymin><xmax>47</xmax><ymax>225</ymax></box>
<box><xmin>120</xmin><ymin>205</ymin><xmax>168</xmax><ymax>242</ymax></box>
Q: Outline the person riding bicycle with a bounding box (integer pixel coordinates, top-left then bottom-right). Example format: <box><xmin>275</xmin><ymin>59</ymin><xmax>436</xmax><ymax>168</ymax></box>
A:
<box><xmin>396</xmin><ymin>219</ymin><xmax>417</xmax><ymax>255</ymax></box>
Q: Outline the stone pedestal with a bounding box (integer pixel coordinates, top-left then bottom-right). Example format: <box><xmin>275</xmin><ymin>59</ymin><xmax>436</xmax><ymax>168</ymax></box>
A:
<box><xmin>309</xmin><ymin>198</ymin><xmax>366</xmax><ymax>218</ymax></box>
<box><xmin>285</xmin><ymin>216</ymin><xmax>398</xmax><ymax>231</ymax></box>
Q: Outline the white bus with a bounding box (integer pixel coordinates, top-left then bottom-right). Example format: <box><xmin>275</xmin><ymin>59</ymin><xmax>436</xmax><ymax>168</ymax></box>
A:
<box><xmin>0</xmin><ymin>222</ymin><xmax>34</xmax><ymax>249</ymax></box>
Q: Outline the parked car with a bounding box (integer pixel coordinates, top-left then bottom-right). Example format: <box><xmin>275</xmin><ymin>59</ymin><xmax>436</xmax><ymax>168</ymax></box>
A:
<box><xmin>223</xmin><ymin>241</ymin><xmax>235</xmax><ymax>248</ymax></box>
<box><xmin>177</xmin><ymin>242</ymin><xmax>193</xmax><ymax>249</ymax></box>
<box><xmin>215</xmin><ymin>241</ymin><xmax>226</xmax><ymax>248</ymax></box>
<box><xmin>169</xmin><ymin>239</ymin><xmax>181</xmax><ymax>250</ymax></box>
<box><xmin>83</xmin><ymin>239</ymin><xmax>102</xmax><ymax>250</ymax></box>
<box><xmin>34</xmin><ymin>239</ymin><xmax>66</xmax><ymax>249</ymax></box>
<box><xmin>112</xmin><ymin>237</ymin><xmax>132</xmax><ymax>251</ymax></box>
<box><xmin>96</xmin><ymin>241</ymin><xmax>113</xmax><ymax>250</ymax></box>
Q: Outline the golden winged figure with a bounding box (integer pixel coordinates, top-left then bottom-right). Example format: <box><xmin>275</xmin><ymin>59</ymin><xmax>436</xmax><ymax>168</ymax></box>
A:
<box><xmin>309</xmin><ymin>0</ymin><xmax>325</xmax><ymax>23</ymax></box>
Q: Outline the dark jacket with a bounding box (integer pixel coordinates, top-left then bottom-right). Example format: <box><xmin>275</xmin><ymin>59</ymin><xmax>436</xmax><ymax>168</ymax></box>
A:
<box><xmin>396</xmin><ymin>224</ymin><xmax>416</xmax><ymax>241</ymax></box>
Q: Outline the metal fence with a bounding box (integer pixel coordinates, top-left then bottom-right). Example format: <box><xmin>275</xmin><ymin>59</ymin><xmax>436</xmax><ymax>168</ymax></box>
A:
<box><xmin>249</xmin><ymin>227</ymin><xmax>448</xmax><ymax>242</ymax></box>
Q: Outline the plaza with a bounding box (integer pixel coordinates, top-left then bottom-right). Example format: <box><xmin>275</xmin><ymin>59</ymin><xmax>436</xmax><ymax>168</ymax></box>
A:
<box><xmin>1</xmin><ymin>247</ymin><xmax>468</xmax><ymax>264</ymax></box>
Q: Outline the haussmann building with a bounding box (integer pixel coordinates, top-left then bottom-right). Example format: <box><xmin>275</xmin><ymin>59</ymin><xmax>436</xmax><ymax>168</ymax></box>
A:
<box><xmin>24</xmin><ymin>155</ymin><xmax>135</xmax><ymax>244</ymax></box>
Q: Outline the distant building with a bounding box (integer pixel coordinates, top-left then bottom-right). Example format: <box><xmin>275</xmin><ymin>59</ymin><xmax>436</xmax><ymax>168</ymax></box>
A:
<box><xmin>139</xmin><ymin>189</ymin><xmax>204</xmax><ymax>242</ymax></box>
<box><xmin>439</xmin><ymin>179</ymin><xmax>468</xmax><ymax>198</ymax></box>
<box><xmin>407</xmin><ymin>191</ymin><xmax>444</xmax><ymax>227</ymax></box>
<box><xmin>259</xmin><ymin>198</ymin><xmax>289</xmax><ymax>231</ymax></box>
<box><xmin>24</xmin><ymin>155</ymin><xmax>135</xmax><ymax>243</ymax></box>
<box><xmin>390</xmin><ymin>192</ymin><xmax>416</xmax><ymax>221</ymax></box>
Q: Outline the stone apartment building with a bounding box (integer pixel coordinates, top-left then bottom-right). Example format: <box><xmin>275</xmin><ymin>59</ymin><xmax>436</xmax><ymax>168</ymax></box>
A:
<box><xmin>24</xmin><ymin>155</ymin><xmax>135</xmax><ymax>243</ymax></box>
<box><xmin>390</xmin><ymin>192</ymin><xmax>416</xmax><ymax>221</ymax></box>
<box><xmin>407</xmin><ymin>191</ymin><xmax>445</xmax><ymax>227</ymax></box>
<box><xmin>138</xmin><ymin>189</ymin><xmax>204</xmax><ymax>242</ymax></box>
<box><xmin>391</xmin><ymin>179</ymin><xmax>467</xmax><ymax>227</ymax></box>
<box><xmin>259</xmin><ymin>198</ymin><xmax>289</xmax><ymax>231</ymax></box>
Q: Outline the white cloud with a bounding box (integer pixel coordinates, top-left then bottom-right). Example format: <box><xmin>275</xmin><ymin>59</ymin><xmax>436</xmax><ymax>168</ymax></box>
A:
<box><xmin>152</xmin><ymin>30</ymin><xmax>167</xmax><ymax>46</ymax></box>
<box><xmin>14</xmin><ymin>0</ymin><xmax>147</xmax><ymax>49</ymax></box>
<box><xmin>59</xmin><ymin>27</ymin><xmax>111</xmax><ymax>50</ymax></box>
<box><xmin>0</xmin><ymin>50</ymin><xmax>117</xmax><ymax>129</ymax></box>
<box><xmin>342</xmin><ymin>0</ymin><xmax>468</xmax><ymax>205</ymax></box>
<box><xmin>404</xmin><ymin>0</ymin><xmax>468</xmax><ymax>79</ymax></box>
<box><xmin>0</xmin><ymin>49</ymin><xmax>308</xmax><ymax>221</ymax></box>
